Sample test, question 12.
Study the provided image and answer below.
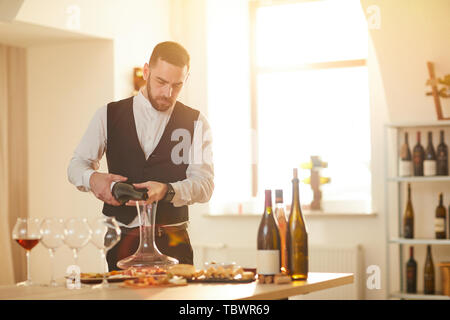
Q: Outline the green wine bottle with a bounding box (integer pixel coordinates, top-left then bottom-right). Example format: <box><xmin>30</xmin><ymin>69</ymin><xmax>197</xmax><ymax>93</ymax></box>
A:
<box><xmin>111</xmin><ymin>182</ymin><xmax>148</xmax><ymax>205</ymax></box>
<box><xmin>257</xmin><ymin>190</ymin><xmax>281</xmax><ymax>276</ymax></box>
<box><xmin>287</xmin><ymin>168</ymin><xmax>308</xmax><ymax>280</ymax></box>
<box><xmin>423</xmin><ymin>245</ymin><xmax>435</xmax><ymax>295</ymax></box>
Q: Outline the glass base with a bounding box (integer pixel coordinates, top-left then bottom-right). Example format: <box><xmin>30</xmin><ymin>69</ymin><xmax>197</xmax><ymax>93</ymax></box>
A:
<box><xmin>40</xmin><ymin>280</ymin><xmax>59</xmax><ymax>287</ymax></box>
<box><xmin>117</xmin><ymin>252</ymin><xmax>178</xmax><ymax>270</ymax></box>
<box><xmin>16</xmin><ymin>280</ymin><xmax>34</xmax><ymax>287</ymax></box>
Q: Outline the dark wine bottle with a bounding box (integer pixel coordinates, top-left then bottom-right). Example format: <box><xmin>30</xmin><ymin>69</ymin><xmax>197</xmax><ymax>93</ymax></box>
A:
<box><xmin>403</xmin><ymin>183</ymin><xmax>414</xmax><ymax>239</ymax></box>
<box><xmin>399</xmin><ymin>132</ymin><xmax>412</xmax><ymax>177</ymax></box>
<box><xmin>437</xmin><ymin>130</ymin><xmax>448</xmax><ymax>176</ymax></box>
<box><xmin>274</xmin><ymin>189</ymin><xmax>288</xmax><ymax>274</ymax></box>
<box><xmin>111</xmin><ymin>182</ymin><xmax>148</xmax><ymax>205</ymax></box>
<box><xmin>423</xmin><ymin>245</ymin><xmax>435</xmax><ymax>295</ymax></box>
<box><xmin>413</xmin><ymin>132</ymin><xmax>424</xmax><ymax>176</ymax></box>
<box><xmin>287</xmin><ymin>168</ymin><xmax>308</xmax><ymax>280</ymax></box>
<box><xmin>406</xmin><ymin>246</ymin><xmax>417</xmax><ymax>293</ymax></box>
<box><xmin>424</xmin><ymin>132</ymin><xmax>437</xmax><ymax>176</ymax></box>
<box><xmin>257</xmin><ymin>190</ymin><xmax>281</xmax><ymax>276</ymax></box>
<box><xmin>435</xmin><ymin>193</ymin><xmax>446</xmax><ymax>239</ymax></box>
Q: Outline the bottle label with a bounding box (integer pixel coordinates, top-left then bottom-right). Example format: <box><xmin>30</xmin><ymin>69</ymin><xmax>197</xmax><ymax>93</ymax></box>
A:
<box><xmin>404</xmin><ymin>222</ymin><xmax>413</xmax><ymax>238</ymax></box>
<box><xmin>399</xmin><ymin>160</ymin><xmax>412</xmax><ymax>176</ymax></box>
<box><xmin>435</xmin><ymin>218</ymin><xmax>445</xmax><ymax>233</ymax></box>
<box><xmin>256</xmin><ymin>250</ymin><xmax>280</xmax><ymax>275</ymax></box>
<box><xmin>423</xmin><ymin>160</ymin><xmax>437</xmax><ymax>176</ymax></box>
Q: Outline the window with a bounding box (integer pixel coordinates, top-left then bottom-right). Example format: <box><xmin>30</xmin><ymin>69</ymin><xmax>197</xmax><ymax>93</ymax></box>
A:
<box><xmin>207</xmin><ymin>0</ymin><xmax>372</xmax><ymax>214</ymax></box>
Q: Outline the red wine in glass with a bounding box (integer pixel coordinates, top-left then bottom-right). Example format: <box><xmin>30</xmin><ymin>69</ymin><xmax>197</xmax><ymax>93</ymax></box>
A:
<box><xmin>15</xmin><ymin>239</ymin><xmax>40</xmax><ymax>251</ymax></box>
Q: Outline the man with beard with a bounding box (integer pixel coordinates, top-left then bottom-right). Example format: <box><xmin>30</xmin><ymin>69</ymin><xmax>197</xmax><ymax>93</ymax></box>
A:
<box><xmin>68</xmin><ymin>41</ymin><xmax>214</xmax><ymax>270</ymax></box>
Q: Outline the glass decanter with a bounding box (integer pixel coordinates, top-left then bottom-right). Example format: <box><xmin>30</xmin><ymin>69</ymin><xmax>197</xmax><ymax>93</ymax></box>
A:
<box><xmin>117</xmin><ymin>201</ymin><xmax>178</xmax><ymax>270</ymax></box>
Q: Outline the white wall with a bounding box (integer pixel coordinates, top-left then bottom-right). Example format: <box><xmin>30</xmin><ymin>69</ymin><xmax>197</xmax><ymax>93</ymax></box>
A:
<box><xmin>180</xmin><ymin>0</ymin><xmax>450</xmax><ymax>300</ymax></box>
<box><xmin>16</xmin><ymin>0</ymin><xmax>172</xmax><ymax>99</ymax></box>
<box><xmin>7</xmin><ymin>0</ymin><xmax>450</xmax><ymax>296</ymax></box>
<box><xmin>27</xmin><ymin>40</ymin><xmax>115</xmax><ymax>281</ymax></box>
<box><xmin>361</xmin><ymin>0</ymin><xmax>450</xmax><ymax>297</ymax></box>
<box><xmin>11</xmin><ymin>0</ymin><xmax>173</xmax><ymax>282</ymax></box>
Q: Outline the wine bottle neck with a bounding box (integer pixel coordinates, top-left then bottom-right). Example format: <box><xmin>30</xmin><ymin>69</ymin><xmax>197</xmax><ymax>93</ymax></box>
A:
<box><xmin>292</xmin><ymin>178</ymin><xmax>301</xmax><ymax>209</ymax></box>
<box><xmin>264</xmin><ymin>190</ymin><xmax>273</xmax><ymax>215</ymax></box>
<box><xmin>439</xmin><ymin>193</ymin><xmax>443</xmax><ymax>206</ymax></box>
<box><xmin>440</xmin><ymin>131</ymin><xmax>444</xmax><ymax>144</ymax></box>
<box><xmin>409</xmin><ymin>246</ymin><xmax>414</xmax><ymax>258</ymax></box>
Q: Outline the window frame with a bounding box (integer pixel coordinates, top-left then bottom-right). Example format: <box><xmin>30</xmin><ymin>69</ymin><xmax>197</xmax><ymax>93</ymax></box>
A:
<box><xmin>249</xmin><ymin>0</ymin><xmax>368</xmax><ymax>198</ymax></box>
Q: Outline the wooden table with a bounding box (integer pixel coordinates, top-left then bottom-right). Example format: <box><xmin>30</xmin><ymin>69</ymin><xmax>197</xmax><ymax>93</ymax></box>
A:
<box><xmin>0</xmin><ymin>272</ymin><xmax>353</xmax><ymax>300</ymax></box>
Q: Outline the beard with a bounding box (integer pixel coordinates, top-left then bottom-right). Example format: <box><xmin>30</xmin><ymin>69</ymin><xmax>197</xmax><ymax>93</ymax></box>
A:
<box><xmin>146</xmin><ymin>81</ymin><xmax>175</xmax><ymax>112</ymax></box>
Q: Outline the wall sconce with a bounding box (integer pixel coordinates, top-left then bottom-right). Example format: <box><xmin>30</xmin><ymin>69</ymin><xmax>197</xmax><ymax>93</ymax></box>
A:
<box><xmin>133</xmin><ymin>67</ymin><xmax>146</xmax><ymax>96</ymax></box>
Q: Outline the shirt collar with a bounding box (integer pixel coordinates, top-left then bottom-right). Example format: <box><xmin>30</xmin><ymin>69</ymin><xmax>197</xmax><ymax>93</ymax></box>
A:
<box><xmin>136</xmin><ymin>88</ymin><xmax>175</xmax><ymax>117</ymax></box>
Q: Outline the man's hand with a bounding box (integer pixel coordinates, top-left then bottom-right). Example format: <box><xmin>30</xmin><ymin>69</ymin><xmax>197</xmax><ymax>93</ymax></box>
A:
<box><xmin>125</xmin><ymin>181</ymin><xmax>168</xmax><ymax>206</ymax></box>
<box><xmin>89</xmin><ymin>172</ymin><xmax>128</xmax><ymax>206</ymax></box>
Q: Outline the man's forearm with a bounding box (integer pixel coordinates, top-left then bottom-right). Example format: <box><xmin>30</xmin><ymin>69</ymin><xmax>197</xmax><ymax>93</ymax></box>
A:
<box><xmin>67</xmin><ymin>157</ymin><xmax>98</xmax><ymax>192</ymax></box>
<box><xmin>170</xmin><ymin>175</ymin><xmax>214</xmax><ymax>207</ymax></box>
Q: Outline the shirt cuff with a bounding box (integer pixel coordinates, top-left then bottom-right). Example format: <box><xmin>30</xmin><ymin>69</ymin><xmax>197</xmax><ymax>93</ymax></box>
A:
<box><xmin>170</xmin><ymin>181</ymin><xmax>189</xmax><ymax>207</ymax></box>
<box><xmin>81</xmin><ymin>169</ymin><xmax>96</xmax><ymax>192</ymax></box>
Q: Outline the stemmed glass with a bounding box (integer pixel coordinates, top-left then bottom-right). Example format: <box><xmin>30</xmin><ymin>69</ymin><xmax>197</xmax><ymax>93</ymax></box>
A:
<box><xmin>12</xmin><ymin>218</ymin><xmax>42</xmax><ymax>286</ymax></box>
<box><xmin>89</xmin><ymin>217</ymin><xmax>121</xmax><ymax>289</ymax></box>
<box><xmin>40</xmin><ymin>218</ymin><xmax>65</xmax><ymax>286</ymax></box>
<box><xmin>63</xmin><ymin>218</ymin><xmax>92</xmax><ymax>268</ymax></box>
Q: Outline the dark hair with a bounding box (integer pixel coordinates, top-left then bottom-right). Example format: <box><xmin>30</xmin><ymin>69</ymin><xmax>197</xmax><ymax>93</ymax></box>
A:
<box><xmin>149</xmin><ymin>41</ymin><xmax>190</xmax><ymax>69</ymax></box>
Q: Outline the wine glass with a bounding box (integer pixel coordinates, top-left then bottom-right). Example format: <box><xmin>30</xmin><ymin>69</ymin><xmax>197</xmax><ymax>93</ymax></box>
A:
<box><xmin>63</xmin><ymin>218</ymin><xmax>92</xmax><ymax>268</ymax></box>
<box><xmin>12</xmin><ymin>218</ymin><xmax>42</xmax><ymax>286</ymax></box>
<box><xmin>40</xmin><ymin>218</ymin><xmax>65</xmax><ymax>287</ymax></box>
<box><xmin>89</xmin><ymin>217</ymin><xmax>121</xmax><ymax>288</ymax></box>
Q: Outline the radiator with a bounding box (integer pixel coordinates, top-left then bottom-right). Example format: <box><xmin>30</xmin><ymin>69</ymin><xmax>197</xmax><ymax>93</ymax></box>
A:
<box><xmin>192</xmin><ymin>243</ymin><xmax>364</xmax><ymax>300</ymax></box>
<box><xmin>295</xmin><ymin>244</ymin><xmax>364</xmax><ymax>300</ymax></box>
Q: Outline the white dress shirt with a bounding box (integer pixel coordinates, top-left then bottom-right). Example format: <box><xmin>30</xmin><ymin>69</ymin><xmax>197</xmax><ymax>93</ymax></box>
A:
<box><xmin>67</xmin><ymin>89</ymin><xmax>214</xmax><ymax>228</ymax></box>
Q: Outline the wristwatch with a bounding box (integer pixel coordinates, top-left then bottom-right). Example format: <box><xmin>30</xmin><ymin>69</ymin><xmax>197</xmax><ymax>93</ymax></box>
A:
<box><xmin>163</xmin><ymin>183</ymin><xmax>175</xmax><ymax>202</ymax></box>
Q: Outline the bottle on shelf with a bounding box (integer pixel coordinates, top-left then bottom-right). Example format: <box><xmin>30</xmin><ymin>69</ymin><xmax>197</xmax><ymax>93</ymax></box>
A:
<box><xmin>423</xmin><ymin>245</ymin><xmax>435</xmax><ymax>295</ymax></box>
<box><xmin>437</xmin><ymin>130</ymin><xmax>448</xmax><ymax>176</ymax></box>
<box><xmin>403</xmin><ymin>183</ymin><xmax>414</xmax><ymax>239</ymax></box>
<box><xmin>399</xmin><ymin>132</ymin><xmax>413</xmax><ymax>177</ymax></box>
<box><xmin>287</xmin><ymin>168</ymin><xmax>308</xmax><ymax>281</ymax></box>
<box><xmin>406</xmin><ymin>246</ymin><xmax>417</xmax><ymax>294</ymax></box>
<box><xmin>435</xmin><ymin>193</ymin><xmax>446</xmax><ymax>239</ymax></box>
<box><xmin>111</xmin><ymin>182</ymin><xmax>148</xmax><ymax>205</ymax></box>
<box><xmin>413</xmin><ymin>131</ymin><xmax>425</xmax><ymax>176</ymax></box>
<box><xmin>257</xmin><ymin>190</ymin><xmax>281</xmax><ymax>276</ymax></box>
<box><xmin>424</xmin><ymin>132</ymin><xmax>437</xmax><ymax>176</ymax></box>
<box><xmin>274</xmin><ymin>189</ymin><xmax>288</xmax><ymax>274</ymax></box>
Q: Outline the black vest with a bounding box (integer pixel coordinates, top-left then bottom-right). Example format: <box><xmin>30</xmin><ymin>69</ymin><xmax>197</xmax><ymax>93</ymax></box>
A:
<box><xmin>102</xmin><ymin>96</ymin><xmax>200</xmax><ymax>225</ymax></box>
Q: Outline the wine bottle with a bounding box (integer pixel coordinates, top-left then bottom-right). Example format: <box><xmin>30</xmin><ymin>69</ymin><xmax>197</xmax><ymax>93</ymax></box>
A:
<box><xmin>287</xmin><ymin>168</ymin><xmax>308</xmax><ymax>280</ymax></box>
<box><xmin>437</xmin><ymin>130</ymin><xmax>448</xmax><ymax>176</ymax></box>
<box><xmin>399</xmin><ymin>132</ymin><xmax>412</xmax><ymax>177</ymax></box>
<box><xmin>403</xmin><ymin>183</ymin><xmax>414</xmax><ymax>239</ymax></box>
<box><xmin>111</xmin><ymin>182</ymin><xmax>148</xmax><ymax>205</ymax></box>
<box><xmin>424</xmin><ymin>132</ymin><xmax>437</xmax><ymax>176</ymax></box>
<box><xmin>413</xmin><ymin>132</ymin><xmax>425</xmax><ymax>176</ymax></box>
<box><xmin>275</xmin><ymin>189</ymin><xmax>288</xmax><ymax>274</ymax></box>
<box><xmin>257</xmin><ymin>190</ymin><xmax>281</xmax><ymax>276</ymax></box>
<box><xmin>423</xmin><ymin>245</ymin><xmax>435</xmax><ymax>295</ymax></box>
<box><xmin>435</xmin><ymin>193</ymin><xmax>446</xmax><ymax>239</ymax></box>
<box><xmin>406</xmin><ymin>246</ymin><xmax>417</xmax><ymax>293</ymax></box>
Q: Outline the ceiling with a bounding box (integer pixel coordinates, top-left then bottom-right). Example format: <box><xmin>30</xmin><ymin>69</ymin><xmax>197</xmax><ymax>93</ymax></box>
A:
<box><xmin>0</xmin><ymin>20</ymin><xmax>100</xmax><ymax>48</ymax></box>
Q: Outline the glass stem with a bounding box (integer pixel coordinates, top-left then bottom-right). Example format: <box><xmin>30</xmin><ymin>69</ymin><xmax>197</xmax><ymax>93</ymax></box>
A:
<box><xmin>101</xmin><ymin>249</ymin><xmax>108</xmax><ymax>285</ymax></box>
<box><xmin>26</xmin><ymin>250</ymin><xmax>31</xmax><ymax>283</ymax></box>
<box><xmin>73</xmin><ymin>248</ymin><xmax>79</xmax><ymax>267</ymax></box>
<box><xmin>49</xmin><ymin>249</ymin><xmax>56</xmax><ymax>285</ymax></box>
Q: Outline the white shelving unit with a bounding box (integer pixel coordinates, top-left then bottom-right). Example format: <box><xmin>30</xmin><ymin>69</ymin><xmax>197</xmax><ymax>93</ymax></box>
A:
<box><xmin>384</xmin><ymin>121</ymin><xmax>450</xmax><ymax>300</ymax></box>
